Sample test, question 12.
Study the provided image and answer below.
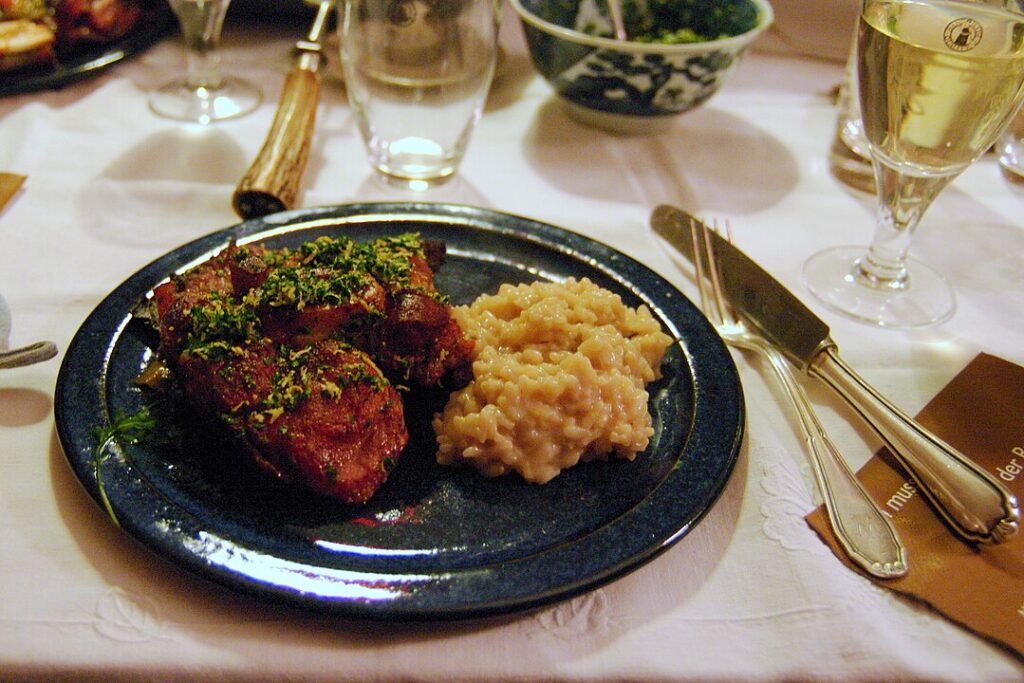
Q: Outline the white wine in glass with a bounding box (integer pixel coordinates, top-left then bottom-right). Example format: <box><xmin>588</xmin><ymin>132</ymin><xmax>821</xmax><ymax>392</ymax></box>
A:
<box><xmin>149</xmin><ymin>0</ymin><xmax>262</xmax><ymax>124</ymax></box>
<box><xmin>804</xmin><ymin>0</ymin><xmax>1024</xmax><ymax>328</ymax></box>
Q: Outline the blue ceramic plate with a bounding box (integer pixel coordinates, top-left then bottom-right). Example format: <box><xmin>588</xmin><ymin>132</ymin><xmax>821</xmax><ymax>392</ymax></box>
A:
<box><xmin>54</xmin><ymin>203</ymin><xmax>743</xmax><ymax>621</ymax></box>
<box><xmin>0</xmin><ymin>0</ymin><xmax>175</xmax><ymax>98</ymax></box>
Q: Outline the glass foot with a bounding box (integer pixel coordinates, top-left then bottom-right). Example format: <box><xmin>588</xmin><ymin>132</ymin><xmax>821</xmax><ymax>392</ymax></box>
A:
<box><xmin>802</xmin><ymin>246</ymin><xmax>956</xmax><ymax>329</ymax></box>
<box><xmin>149</xmin><ymin>76</ymin><xmax>262</xmax><ymax>124</ymax></box>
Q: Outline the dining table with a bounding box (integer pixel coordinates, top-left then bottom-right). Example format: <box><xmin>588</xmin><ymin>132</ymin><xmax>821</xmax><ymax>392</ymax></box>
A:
<box><xmin>1</xmin><ymin>2</ymin><xmax>1023</xmax><ymax>681</ymax></box>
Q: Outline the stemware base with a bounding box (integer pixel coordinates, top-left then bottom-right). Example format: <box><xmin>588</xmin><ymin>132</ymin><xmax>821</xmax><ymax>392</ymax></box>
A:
<box><xmin>802</xmin><ymin>246</ymin><xmax>956</xmax><ymax>329</ymax></box>
<box><xmin>148</xmin><ymin>76</ymin><xmax>262</xmax><ymax>124</ymax></box>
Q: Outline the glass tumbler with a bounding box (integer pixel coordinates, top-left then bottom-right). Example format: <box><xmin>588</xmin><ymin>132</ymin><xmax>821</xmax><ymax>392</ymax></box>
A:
<box><xmin>338</xmin><ymin>0</ymin><xmax>500</xmax><ymax>190</ymax></box>
<box><xmin>829</xmin><ymin>28</ymin><xmax>875</xmax><ymax>193</ymax></box>
<box><xmin>998</xmin><ymin>108</ymin><xmax>1024</xmax><ymax>184</ymax></box>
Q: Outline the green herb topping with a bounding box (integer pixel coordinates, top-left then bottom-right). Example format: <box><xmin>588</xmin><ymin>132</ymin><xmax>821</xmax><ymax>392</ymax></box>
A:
<box><xmin>90</xmin><ymin>407</ymin><xmax>157</xmax><ymax>526</ymax></box>
<box><xmin>184</xmin><ymin>293</ymin><xmax>260</xmax><ymax>360</ymax></box>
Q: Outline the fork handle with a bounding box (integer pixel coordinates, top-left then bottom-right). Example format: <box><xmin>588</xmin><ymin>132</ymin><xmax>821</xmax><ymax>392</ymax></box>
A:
<box><xmin>810</xmin><ymin>347</ymin><xmax>1020</xmax><ymax>544</ymax></box>
<box><xmin>0</xmin><ymin>340</ymin><xmax>57</xmax><ymax>369</ymax></box>
<box><xmin>758</xmin><ymin>344</ymin><xmax>907</xmax><ymax>577</ymax></box>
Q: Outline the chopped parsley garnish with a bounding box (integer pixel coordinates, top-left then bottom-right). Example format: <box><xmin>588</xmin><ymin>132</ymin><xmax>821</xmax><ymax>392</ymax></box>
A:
<box><xmin>246</xmin><ymin>345</ymin><xmax>390</xmax><ymax>426</ymax></box>
<box><xmin>252</xmin><ymin>361</ymin><xmax>313</xmax><ymax>424</ymax></box>
<box><xmin>184</xmin><ymin>293</ymin><xmax>260</xmax><ymax>360</ymax></box>
<box><xmin>247</xmin><ymin>265</ymin><xmax>374</xmax><ymax>311</ymax></box>
<box><xmin>240</xmin><ymin>234</ymin><xmax>430</xmax><ymax>311</ymax></box>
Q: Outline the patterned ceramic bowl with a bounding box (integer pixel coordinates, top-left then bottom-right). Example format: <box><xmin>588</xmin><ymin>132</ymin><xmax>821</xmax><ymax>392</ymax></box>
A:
<box><xmin>510</xmin><ymin>0</ymin><xmax>774</xmax><ymax>133</ymax></box>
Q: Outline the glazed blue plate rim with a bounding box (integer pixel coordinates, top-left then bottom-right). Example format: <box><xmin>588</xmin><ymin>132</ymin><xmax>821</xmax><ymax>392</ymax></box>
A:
<box><xmin>53</xmin><ymin>202</ymin><xmax>744</xmax><ymax>622</ymax></box>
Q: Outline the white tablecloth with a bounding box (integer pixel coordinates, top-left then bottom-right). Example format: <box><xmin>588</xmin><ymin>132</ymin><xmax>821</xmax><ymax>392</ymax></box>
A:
<box><xmin>1</xmin><ymin>8</ymin><xmax>1022</xmax><ymax>682</ymax></box>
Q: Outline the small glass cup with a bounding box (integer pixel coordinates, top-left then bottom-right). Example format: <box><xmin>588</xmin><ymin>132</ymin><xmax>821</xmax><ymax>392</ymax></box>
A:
<box><xmin>338</xmin><ymin>0</ymin><xmax>499</xmax><ymax>190</ymax></box>
<box><xmin>998</xmin><ymin>108</ymin><xmax>1024</xmax><ymax>185</ymax></box>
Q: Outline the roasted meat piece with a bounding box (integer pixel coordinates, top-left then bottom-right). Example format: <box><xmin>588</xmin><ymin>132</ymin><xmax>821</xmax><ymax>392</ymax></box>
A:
<box><xmin>372</xmin><ymin>289</ymin><xmax>474</xmax><ymax>387</ymax></box>
<box><xmin>1</xmin><ymin>0</ymin><xmax>144</xmax><ymax>73</ymax></box>
<box><xmin>229</xmin><ymin>243</ymin><xmax>388</xmax><ymax>348</ymax></box>
<box><xmin>177</xmin><ymin>338</ymin><xmax>407</xmax><ymax>504</ymax></box>
<box><xmin>151</xmin><ymin>250</ymin><xmax>236</xmax><ymax>361</ymax></box>
<box><xmin>226</xmin><ymin>234</ymin><xmax>473</xmax><ymax>387</ymax></box>
<box><xmin>54</xmin><ymin>0</ymin><xmax>141</xmax><ymax>46</ymax></box>
<box><xmin>146</xmin><ymin>232</ymin><xmax>472</xmax><ymax>504</ymax></box>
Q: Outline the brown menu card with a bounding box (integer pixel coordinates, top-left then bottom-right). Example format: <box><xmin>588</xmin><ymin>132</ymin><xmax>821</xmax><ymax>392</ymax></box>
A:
<box><xmin>805</xmin><ymin>353</ymin><xmax>1024</xmax><ymax>659</ymax></box>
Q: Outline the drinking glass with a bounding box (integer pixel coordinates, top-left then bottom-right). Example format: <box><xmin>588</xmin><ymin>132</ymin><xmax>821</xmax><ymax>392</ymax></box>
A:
<box><xmin>803</xmin><ymin>0</ymin><xmax>1024</xmax><ymax>328</ymax></box>
<box><xmin>829</xmin><ymin>28</ymin><xmax>875</xmax><ymax>194</ymax></box>
<box><xmin>149</xmin><ymin>0</ymin><xmax>262</xmax><ymax>124</ymax></box>
<box><xmin>338</xmin><ymin>0</ymin><xmax>499</xmax><ymax>190</ymax></box>
<box><xmin>997</xmin><ymin>108</ymin><xmax>1024</xmax><ymax>184</ymax></box>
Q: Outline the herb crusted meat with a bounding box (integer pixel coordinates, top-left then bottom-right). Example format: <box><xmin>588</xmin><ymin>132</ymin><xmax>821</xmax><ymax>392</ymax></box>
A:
<box><xmin>148</xmin><ymin>233</ymin><xmax>473</xmax><ymax>504</ymax></box>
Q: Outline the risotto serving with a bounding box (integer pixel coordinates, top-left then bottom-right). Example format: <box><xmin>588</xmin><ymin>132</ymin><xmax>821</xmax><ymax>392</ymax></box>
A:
<box><xmin>433</xmin><ymin>277</ymin><xmax>675</xmax><ymax>483</ymax></box>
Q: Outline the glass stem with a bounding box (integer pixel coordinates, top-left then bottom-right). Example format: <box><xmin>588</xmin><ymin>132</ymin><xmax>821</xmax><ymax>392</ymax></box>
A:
<box><xmin>856</xmin><ymin>162</ymin><xmax>954</xmax><ymax>291</ymax></box>
<box><xmin>175</xmin><ymin>0</ymin><xmax>231</xmax><ymax>91</ymax></box>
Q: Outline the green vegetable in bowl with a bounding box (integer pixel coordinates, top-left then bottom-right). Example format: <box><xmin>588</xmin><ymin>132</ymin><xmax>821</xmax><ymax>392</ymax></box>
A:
<box><xmin>626</xmin><ymin>0</ymin><xmax>761</xmax><ymax>43</ymax></box>
<box><xmin>635</xmin><ymin>27</ymin><xmax>706</xmax><ymax>44</ymax></box>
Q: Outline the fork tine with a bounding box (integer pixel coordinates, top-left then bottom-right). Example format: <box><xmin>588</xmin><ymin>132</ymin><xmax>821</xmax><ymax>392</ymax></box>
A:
<box><xmin>719</xmin><ymin>217</ymin><xmax>736</xmax><ymax>244</ymax></box>
<box><xmin>688</xmin><ymin>219</ymin><xmax>716</xmax><ymax>325</ymax></box>
<box><xmin>704</xmin><ymin>219</ymin><xmax>731</xmax><ymax>326</ymax></box>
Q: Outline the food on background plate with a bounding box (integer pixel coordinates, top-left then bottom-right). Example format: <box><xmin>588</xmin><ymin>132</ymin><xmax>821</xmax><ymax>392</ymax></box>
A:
<box><xmin>0</xmin><ymin>0</ymin><xmax>142</xmax><ymax>72</ymax></box>
<box><xmin>0</xmin><ymin>0</ymin><xmax>50</xmax><ymax>22</ymax></box>
<box><xmin>434</xmin><ymin>277</ymin><xmax>674</xmax><ymax>484</ymax></box>
<box><xmin>0</xmin><ymin>18</ymin><xmax>53</xmax><ymax>70</ymax></box>
<box><xmin>143</xmin><ymin>233</ymin><xmax>473</xmax><ymax>504</ymax></box>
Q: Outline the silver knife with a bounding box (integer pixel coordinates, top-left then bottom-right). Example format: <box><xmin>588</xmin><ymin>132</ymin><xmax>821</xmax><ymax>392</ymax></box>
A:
<box><xmin>651</xmin><ymin>203</ymin><xmax>1020</xmax><ymax>545</ymax></box>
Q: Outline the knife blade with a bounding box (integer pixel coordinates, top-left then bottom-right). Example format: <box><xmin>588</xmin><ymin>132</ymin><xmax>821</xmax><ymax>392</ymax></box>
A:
<box><xmin>651</xmin><ymin>203</ymin><xmax>1020</xmax><ymax>545</ymax></box>
<box><xmin>232</xmin><ymin>0</ymin><xmax>332</xmax><ymax>219</ymax></box>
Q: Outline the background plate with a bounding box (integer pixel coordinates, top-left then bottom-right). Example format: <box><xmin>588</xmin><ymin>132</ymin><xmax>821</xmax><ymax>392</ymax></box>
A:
<box><xmin>54</xmin><ymin>203</ymin><xmax>744</xmax><ymax>621</ymax></box>
<box><xmin>0</xmin><ymin>1</ymin><xmax>175</xmax><ymax>98</ymax></box>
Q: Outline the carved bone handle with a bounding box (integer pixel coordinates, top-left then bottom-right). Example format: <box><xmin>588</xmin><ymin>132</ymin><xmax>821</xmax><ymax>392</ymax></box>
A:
<box><xmin>233</xmin><ymin>67</ymin><xmax>321</xmax><ymax>219</ymax></box>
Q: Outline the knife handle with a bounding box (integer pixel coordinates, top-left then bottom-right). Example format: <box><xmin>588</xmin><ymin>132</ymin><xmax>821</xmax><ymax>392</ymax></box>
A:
<box><xmin>810</xmin><ymin>347</ymin><xmax>1020</xmax><ymax>544</ymax></box>
<box><xmin>232</xmin><ymin>67</ymin><xmax>321</xmax><ymax>220</ymax></box>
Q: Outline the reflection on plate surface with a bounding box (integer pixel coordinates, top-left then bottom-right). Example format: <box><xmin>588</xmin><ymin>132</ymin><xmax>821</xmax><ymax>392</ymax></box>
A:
<box><xmin>54</xmin><ymin>203</ymin><xmax>744</xmax><ymax>621</ymax></box>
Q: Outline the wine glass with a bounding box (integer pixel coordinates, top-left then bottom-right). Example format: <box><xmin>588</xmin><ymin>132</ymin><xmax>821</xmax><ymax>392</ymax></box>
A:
<box><xmin>803</xmin><ymin>0</ymin><xmax>1024</xmax><ymax>328</ymax></box>
<box><xmin>149</xmin><ymin>0</ymin><xmax>262</xmax><ymax>124</ymax></box>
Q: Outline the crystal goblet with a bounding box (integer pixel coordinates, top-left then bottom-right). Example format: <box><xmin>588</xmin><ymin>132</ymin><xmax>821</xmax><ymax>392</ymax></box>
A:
<box><xmin>149</xmin><ymin>0</ymin><xmax>262</xmax><ymax>124</ymax></box>
<box><xmin>804</xmin><ymin>0</ymin><xmax>1024</xmax><ymax>328</ymax></box>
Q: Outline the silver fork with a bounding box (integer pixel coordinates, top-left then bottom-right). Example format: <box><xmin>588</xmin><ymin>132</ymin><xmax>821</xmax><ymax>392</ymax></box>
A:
<box><xmin>0</xmin><ymin>340</ymin><xmax>57</xmax><ymax>369</ymax></box>
<box><xmin>691</xmin><ymin>218</ymin><xmax>908</xmax><ymax>579</ymax></box>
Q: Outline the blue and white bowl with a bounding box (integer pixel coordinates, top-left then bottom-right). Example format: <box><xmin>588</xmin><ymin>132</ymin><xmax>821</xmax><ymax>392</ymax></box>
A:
<box><xmin>510</xmin><ymin>0</ymin><xmax>774</xmax><ymax>132</ymax></box>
